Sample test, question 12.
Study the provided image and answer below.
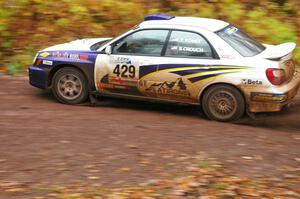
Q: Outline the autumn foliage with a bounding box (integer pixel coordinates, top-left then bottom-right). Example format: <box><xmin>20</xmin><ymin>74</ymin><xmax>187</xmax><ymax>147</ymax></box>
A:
<box><xmin>0</xmin><ymin>0</ymin><xmax>299</xmax><ymax>74</ymax></box>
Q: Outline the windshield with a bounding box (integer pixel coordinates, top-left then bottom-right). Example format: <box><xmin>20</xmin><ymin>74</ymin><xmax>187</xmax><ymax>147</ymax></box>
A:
<box><xmin>216</xmin><ymin>25</ymin><xmax>265</xmax><ymax>57</ymax></box>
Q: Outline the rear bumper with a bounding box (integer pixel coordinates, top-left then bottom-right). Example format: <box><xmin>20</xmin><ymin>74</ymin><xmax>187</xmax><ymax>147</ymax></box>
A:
<box><xmin>28</xmin><ymin>65</ymin><xmax>49</xmax><ymax>89</ymax></box>
<box><xmin>248</xmin><ymin>71</ymin><xmax>300</xmax><ymax>112</ymax></box>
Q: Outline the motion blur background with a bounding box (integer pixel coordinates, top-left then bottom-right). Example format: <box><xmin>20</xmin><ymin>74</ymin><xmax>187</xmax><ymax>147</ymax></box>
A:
<box><xmin>0</xmin><ymin>0</ymin><xmax>299</xmax><ymax>74</ymax></box>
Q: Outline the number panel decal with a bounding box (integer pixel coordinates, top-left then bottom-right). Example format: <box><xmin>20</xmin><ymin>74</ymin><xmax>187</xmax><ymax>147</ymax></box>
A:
<box><xmin>121</xmin><ymin>65</ymin><xmax>128</xmax><ymax>78</ymax></box>
<box><xmin>113</xmin><ymin>64</ymin><xmax>136</xmax><ymax>78</ymax></box>
<box><xmin>113</xmin><ymin>64</ymin><xmax>121</xmax><ymax>77</ymax></box>
<box><xmin>128</xmin><ymin>65</ymin><xmax>135</xmax><ymax>78</ymax></box>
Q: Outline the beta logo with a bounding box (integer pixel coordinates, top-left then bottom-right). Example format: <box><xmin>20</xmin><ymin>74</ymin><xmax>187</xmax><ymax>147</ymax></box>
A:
<box><xmin>242</xmin><ymin>79</ymin><xmax>263</xmax><ymax>85</ymax></box>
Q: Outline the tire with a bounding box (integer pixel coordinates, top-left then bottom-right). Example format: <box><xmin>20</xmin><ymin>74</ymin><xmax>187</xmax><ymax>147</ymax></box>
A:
<box><xmin>201</xmin><ymin>84</ymin><xmax>245</xmax><ymax>122</ymax></box>
<box><xmin>52</xmin><ymin>67</ymin><xmax>88</xmax><ymax>104</ymax></box>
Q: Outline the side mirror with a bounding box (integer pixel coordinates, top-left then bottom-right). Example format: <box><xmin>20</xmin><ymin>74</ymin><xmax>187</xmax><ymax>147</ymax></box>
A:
<box><xmin>105</xmin><ymin>45</ymin><xmax>112</xmax><ymax>55</ymax></box>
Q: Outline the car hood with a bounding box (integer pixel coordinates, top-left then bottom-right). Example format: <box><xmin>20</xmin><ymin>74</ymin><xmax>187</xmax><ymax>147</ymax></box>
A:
<box><xmin>42</xmin><ymin>38</ymin><xmax>112</xmax><ymax>51</ymax></box>
<box><xmin>259</xmin><ymin>42</ymin><xmax>296</xmax><ymax>59</ymax></box>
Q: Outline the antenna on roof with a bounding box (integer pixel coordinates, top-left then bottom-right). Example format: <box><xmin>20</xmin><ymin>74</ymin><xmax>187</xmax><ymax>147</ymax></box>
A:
<box><xmin>144</xmin><ymin>14</ymin><xmax>175</xmax><ymax>21</ymax></box>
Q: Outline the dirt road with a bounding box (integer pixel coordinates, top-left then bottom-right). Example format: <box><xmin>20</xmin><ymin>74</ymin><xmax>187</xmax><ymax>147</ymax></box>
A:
<box><xmin>0</xmin><ymin>75</ymin><xmax>299</xmax><ymax>193</ymax></box>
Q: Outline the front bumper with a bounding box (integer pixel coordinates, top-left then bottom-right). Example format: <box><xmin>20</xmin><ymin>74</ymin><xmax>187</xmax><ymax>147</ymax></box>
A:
<box><xmin>247</xmin><ymin>71</ymin><xmax>300</xmax><ymax>112</ymax></box>
<box><xmin>28</xmin><ymin>65</ymin><xmax>49</xmax><ymax>89</ymax></box>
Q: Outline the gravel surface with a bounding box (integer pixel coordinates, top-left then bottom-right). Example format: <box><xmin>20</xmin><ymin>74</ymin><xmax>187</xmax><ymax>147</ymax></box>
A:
<box><xmin>0</xmin><ymin>76</ymin><xmax>299</xmax><ymax>189</ymax></box>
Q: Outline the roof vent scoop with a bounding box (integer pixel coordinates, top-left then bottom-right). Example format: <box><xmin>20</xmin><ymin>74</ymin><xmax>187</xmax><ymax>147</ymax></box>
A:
<box><xmin>144</xmin><ymin>14</ymin><xmax>175</xmax><ymax>21</ymax></box>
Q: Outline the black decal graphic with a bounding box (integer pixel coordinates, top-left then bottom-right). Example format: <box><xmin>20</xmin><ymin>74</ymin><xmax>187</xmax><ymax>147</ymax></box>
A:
<box><xmin>101</xmin><ymin>74</ymin><xmax>109</xmax><ymax>83</ymax></box>
<box><xmin>145</xmin><ymin>78</ymin><xmax>190</xmax><ymax>97</ymax></box>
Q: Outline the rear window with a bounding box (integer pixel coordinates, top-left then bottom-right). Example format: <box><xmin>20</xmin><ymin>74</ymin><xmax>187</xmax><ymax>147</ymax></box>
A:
<box><xmin>216</xmin><ymin>25</ymin><xmax>265</xmax><ymax>57</ymax></box>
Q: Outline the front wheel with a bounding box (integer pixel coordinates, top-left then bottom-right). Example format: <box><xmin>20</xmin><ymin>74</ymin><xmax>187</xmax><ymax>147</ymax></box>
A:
<box><xmin>202</xmin><ymin>85</ymin><xmax>245</xmax><ymax>122</ymax></box>
<box><xmin>52</xmin><ymin>67</ymin><xmax>88</xmax><ymax>104</ymax></box>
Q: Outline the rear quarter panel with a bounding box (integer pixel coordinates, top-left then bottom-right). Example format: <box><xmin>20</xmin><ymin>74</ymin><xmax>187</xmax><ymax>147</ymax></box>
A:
<box><xmin>197</xmin><ymin>58</ymin><xmax>274</xmax><ymax>104</ymax></box>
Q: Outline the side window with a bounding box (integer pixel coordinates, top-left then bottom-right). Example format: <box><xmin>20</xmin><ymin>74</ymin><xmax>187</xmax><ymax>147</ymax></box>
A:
<box><xmin>165</xmin><ymin>31</ymin><xmax>213</xmax><ymax>58</ymax></box>
<box><xmin>112</xmin><ymin>29</ymin><xmax>169</xmax><ymax>56</ymax></box>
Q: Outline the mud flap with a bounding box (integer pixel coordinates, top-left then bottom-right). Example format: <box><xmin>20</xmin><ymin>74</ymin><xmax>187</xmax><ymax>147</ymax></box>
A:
<box><xmin>281</xmin><ymin>103</ymin><xmax>291</xmax><ymax>112</ymax></box>
<box><xmin>89</xmin><ymin>91</ymin><xmax>98</xmax><ymax>106</ymax></box>
<box><xmin>246</xmin><ymin>107</ymin><xmax>256</xmax><ymax>119</ymax></box>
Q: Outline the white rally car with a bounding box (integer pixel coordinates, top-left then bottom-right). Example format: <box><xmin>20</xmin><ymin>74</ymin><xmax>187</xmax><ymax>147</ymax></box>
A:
<box><xmin>29</xmin><ymin>14</ymin><xmax>300</xmax><ymax>122</ymax></box>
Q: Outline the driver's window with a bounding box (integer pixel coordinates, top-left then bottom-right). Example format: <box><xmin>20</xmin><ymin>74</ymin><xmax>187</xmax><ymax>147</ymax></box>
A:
<box><xmin>112</xmin><ymin>29</ymin><xmax>169</xmax><ymax>56</ymax></box>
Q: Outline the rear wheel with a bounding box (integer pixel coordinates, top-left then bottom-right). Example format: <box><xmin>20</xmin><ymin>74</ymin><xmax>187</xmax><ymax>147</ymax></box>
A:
<box><xmin>52</xmin><ymin>67</ymin><xmax>88</xmax><ymax>104</ymax></box>
<box><xmin>202</xmin><ymin>85</ymin><xmax>245</xmax><ymax>122</ymax></box>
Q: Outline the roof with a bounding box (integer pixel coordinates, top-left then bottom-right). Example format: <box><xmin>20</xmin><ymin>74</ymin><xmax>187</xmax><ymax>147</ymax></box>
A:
<box><xmin>140</xmin><ymin>16</ymin><xmax>229</xmax><ymax>32</ymax></box>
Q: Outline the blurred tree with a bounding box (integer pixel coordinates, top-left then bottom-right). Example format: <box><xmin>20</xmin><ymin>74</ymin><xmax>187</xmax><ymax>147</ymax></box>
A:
<box><xmin>0</xmin><ymin>0</ymin><xmax>299</xmax><ymax>73</ymax></box>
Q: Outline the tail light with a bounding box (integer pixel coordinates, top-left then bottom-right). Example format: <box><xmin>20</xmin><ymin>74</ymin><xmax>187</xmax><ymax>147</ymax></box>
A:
<box><xmin>266</xmin><ymin>68</ymin><xmax>286</xmax><ymax>85</ymax></box>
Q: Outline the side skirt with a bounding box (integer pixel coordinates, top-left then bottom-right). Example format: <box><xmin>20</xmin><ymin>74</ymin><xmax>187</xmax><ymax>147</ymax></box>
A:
<box><xmin>89</xmin><ymin>91</ymin><xmax>199</xmax><ymax>106</ymax></box>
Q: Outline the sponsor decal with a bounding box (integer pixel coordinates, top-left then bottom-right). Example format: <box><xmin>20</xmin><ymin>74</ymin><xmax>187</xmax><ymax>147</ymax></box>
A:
<box><xmin>170</xmin><ymin>38</ymin><xmax>204</xmax><ymax>44</ymax></box>
<box><xmin>251</xmin><ymin>92</ymin><xmax>287</xmax><ymax>102</ymax></box>
<box><xmin>145</xmin><ymin>78</ymin><xmax>190</xmax><ymax>97</ymax></box>
<box><xmin>242</xmin><ymin>79</ymin><xmax>263</xmax><ymax>85</ymax></box>
<box><xmin>40</xmin><ymin>52</ymin><xmax>50</xmax><ymax>58</ymax></box>
<box><xmin>51</xmin><ymin>52</ymin><xmax>89</xmax><ymax>60</ymax></box>
<box><xmin>113</xmin><ymin>85</ymin><xmax>128</xmax><ymax>90</ymax></box>
<box><xmin>97</xmin><ymin>83</ymin><xmax>114</xmax><ymax>89</ymax></box>
<box><xmin>97</xmin><ymin>82</ymin><xmax>131</xmax><ymax>90</ymax></box>
<box><xmin>110</xmin><ymin>76</ymin><xmax>124</xmax><ymax>84</ymax></box>
<box><xmin>97</xmin><ymin>74</ymin><xmax>137</xmax><ymax>91</ymax></box>
<box><xmin>69</xmin><ymin>54</ymin><xmax>80</xmax><ymax>59</ymax></box>
<box><xmin>52</xmin><ymin>51</ymin><xmax>69</xmax><ymax>58</ymax></box>
<box><xmin>225</xmin><ymin>26</ymin><xmax>239</xmax><ymax>34</ymax></box>
<box><xmin>42</xmin><ymin>60</ymin><xmax>53</xmax><ymax>66</ymax></box>
<box><xmin>170</xmin><ymin>46</ymin><xmax>204</xmax><ymax>53</ymax></box>
<box><xmin>79</xmin><ymin>54</ymin><xmax>89</xmax><ymax>60</ymax></box>
<box><xmin>109</xmin><ymin>76</ymin><xmax>138</xmax><ymax>87</ymax></box>
<box><xmin>111</xmin><ymin>57</ymin><xmax>132</xmax><ymax>64</ymax></box>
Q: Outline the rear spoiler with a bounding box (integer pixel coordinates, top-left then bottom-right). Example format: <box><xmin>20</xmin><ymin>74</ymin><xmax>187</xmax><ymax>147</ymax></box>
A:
<box><xmin>260</xmin><ymin>42</ymin><xmax>296</xmax><ymax>60</ymax></box>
